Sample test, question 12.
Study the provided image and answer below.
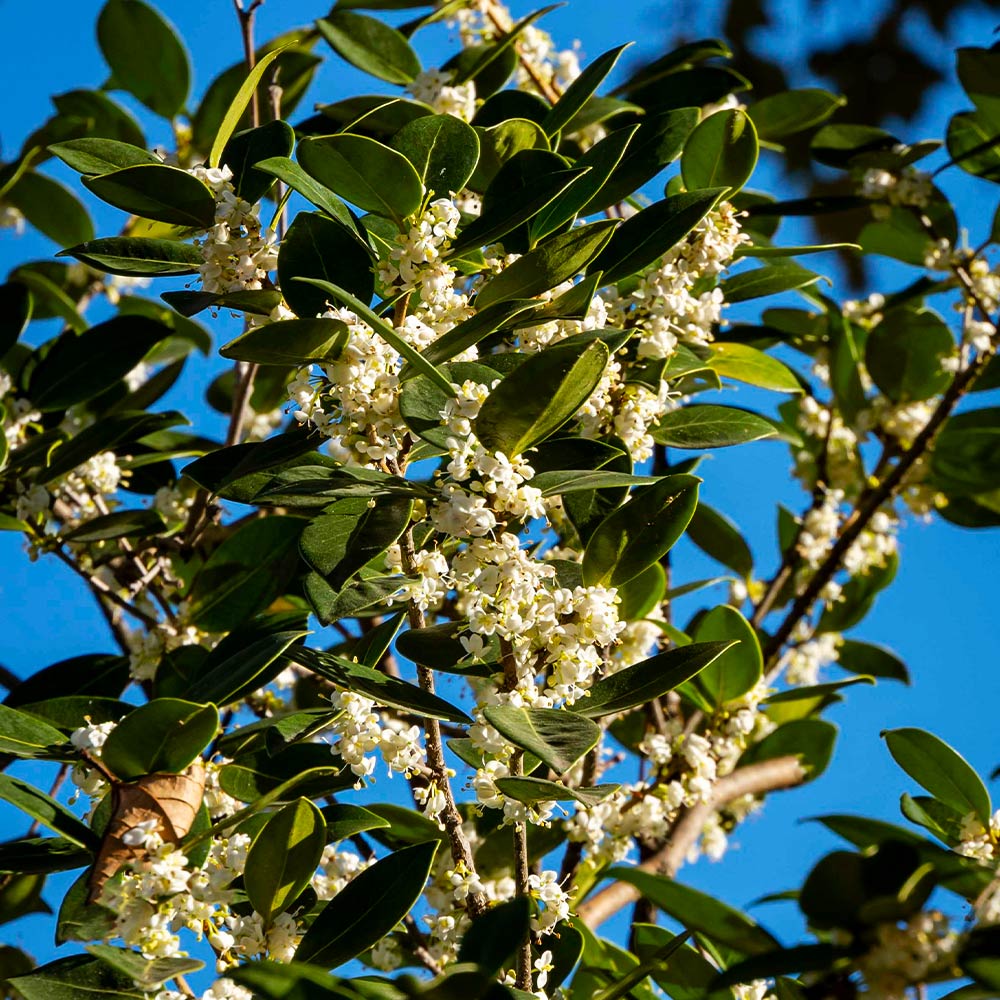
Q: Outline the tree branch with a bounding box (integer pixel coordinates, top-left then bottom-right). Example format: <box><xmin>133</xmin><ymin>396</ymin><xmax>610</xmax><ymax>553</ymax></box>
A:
<box><xmin>575</xmin><ymin>757</ymin><xmax>806</xmax><ymax>929</ymax></box>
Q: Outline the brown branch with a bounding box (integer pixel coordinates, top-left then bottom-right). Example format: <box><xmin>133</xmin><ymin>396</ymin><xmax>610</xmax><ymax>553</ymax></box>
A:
<box><xmin>575</xmin><ymin>757</ymin><xmax>806</xmax><ymax>929</ymax></box>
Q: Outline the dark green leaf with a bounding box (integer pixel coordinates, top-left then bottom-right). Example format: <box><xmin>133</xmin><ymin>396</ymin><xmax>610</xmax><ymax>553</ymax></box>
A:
<box><xmin>84</xmin><ymin>946</ymin><xmax>202</xmax><ymax>991</ymax></box>
<box><xmin>883</xmin><ymin>727</ymin><xmax>991</xmax><ymax>825</ymax></box>
<box><xmin>0</xmin><ymin>775</ymin><xmax>97</xmax><ymax>849</ymax></box>
<box><xmin>686</xmin><ymin>503</ymin><xmax>753</xmax><ymax>577</ymax></box>
<box><xmin>298</xmin><ymin>134</ymin><xmax>423</xmax><ymax>223</ymax></box>
<box><xmin>583</xmin><ymin>474</ymin><xmax>699</xmax><ymax>587</ymax></box>
<box><xmin>720</xmin><ymin>264</ymin><xmax>822</xmax><ymax>302</ymax></box>
<box><xmin>291</xmin><ymin>646</ymin><xmax>472</xmax><ymax>724</ymax></box>
<box><xmin>653</xmin><ymin>405</ymin><xmax>779</xmax><ymax>450</ymax></box>
<box><xmin>604</xmin><ymin>869</ymin><xmax>778</xmax><ymax>956</ymax></box>
<box><xmin>590</xmin><ymin>188</ymin><xmax>725</xmax><ymax>285</ymax></box>
<box><xmin>481</xmin><ymin>705</ymin><xmax>601</xmax><ymax>774</ymax></box>
<box><xmin>541</xmin><ymin>44</ymin><xmax>630</xmax><ymax>138</ymax></box>
<box><xmin>476</xmin><ymin>221</ymin><xmax>618</xmax><ymax>309</ymax></box>
<box><xmin>0</xmin><ymin>704</ymin><xmax>68</xmax><ymax>759</ymax></box>
<box><xmin>321</xmin><ymin>803</ymin><xmax>390</xmax><ymax>843</ymax></box>
<box><xmin>391</xmin><ymin>114</ymin><xmax>480</xmax><ymax>197</ymax></box>
<box><xmin>98</xmin><ymin>0</ymin><xmax>190</xmax><ymax>118</ymax></box>
<box><xmin>0</xmin><ymin>838</ymin><xmax>90</xmax><ymax>876</ymax></box>
<box><xmin>245</xmin><ymin>798</ymin><xmax>327</xmax><ymax>922</ymax></box>
<box><xmin>681</xmin><ymin>109</ymin><xmax>758</xmax><ymax>193</ymax></box>
<box><xmin>49</xmin><ymin>138</ymin><xmax>159</xmax><ymax>175</ymax></box>
<box><xmin>318</xmin><ymin>12</ymin><xmax>422</xmax><ymax>85</ymax></box>
<box><xmin>866</xmin><ymin>308</ymin><xmax>953</xmax><ymax>403</ymax></box>
<box><xmin>101</xmin><ymin>699</ymin><xmax>218</xmax><ymax>780</ymax></box>
<box><xmin>836</xmin><ymin>640</ymin><xmax>909</xmax><ymax>684</ymax></box>
<box><xmin>576</xmin><ymin>641</ymin><xmax>736</xmax><ymax>718</ymax></box>
<box><xmin>59</xmin><ymin>237</ymin><xmax>202</xmax><ymax>277</ymax></box>
<box><xmin>29</xmin><ymin>315</ymin><xmax>170</xmax><ymax>412</ymax></box>
<box><xmin>742</xmin><ymin>719</ymin><xmax>837</xmax><ymax>781</ymax></box>
<box><xmin>187</xmin><ymin>516</ymin><xmax>306</xmax><ymax>632</ymax></box>
<box><xmin>692</xmin><ymin>605</ymin><xmax>762</xmax><ymax>707</ymax></box>
<box><xmin>222</xmin><ymin>121</ymin><xmax>296</xmax><ymax>204</ymax></box>
<box><xmin>11</xmin><ymin>956</ymin><xmax>144</xmax><ymax>1000</ymax></box>
<box><xmin>221</xmin><ymin>317</ymin><xmax>350</xmax><ymax>366</ymax></box>
<box><xmin>83</xmin><ymin>165</ymin><xmax>215</xmax><ymax>227</ymax></box>
<box><xmin>61</xmin><ymin>509</ymin><xmax>166</xmax><ymax>543</ymax></box>
<box><xmin>475</xmin><ymin>339</ymin><xmax>610</xmax><ymax>455</ymax></box>
<box><xmin>296</xmin><ymin>841</ymin><xmax>438</xmax><ymax>967</ymax></box>
<box><xmin>458</xmin><ymin>897</ymin><xmax>531</xmax><ymax>975</ymax></box>
<box><xmin>5</xmin><ymin>173</ymin><xmax>94</xmax><ymax>248</ymax></box>
<box><xmin>278</xmin><ymin>211</ymin><xmax>376</xmax><ymax>318</ymax></box>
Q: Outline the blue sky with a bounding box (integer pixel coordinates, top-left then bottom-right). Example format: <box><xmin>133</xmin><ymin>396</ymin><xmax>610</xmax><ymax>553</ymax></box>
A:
<box><xmin>2</xmin><ymin>0</ymin><xmax>1000</xmax><ymax>971</ymax></box>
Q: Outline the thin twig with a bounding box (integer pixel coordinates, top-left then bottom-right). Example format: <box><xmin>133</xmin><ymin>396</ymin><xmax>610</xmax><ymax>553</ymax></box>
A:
<box><xmin>576</xmin><ymin>757</ymin><xmax>806</xmax><ymax>928</ymax></box>
<box><xmin>510</xmin><ymin>750</ymin><xmax>533</xmax><ymax>991</ymax></box>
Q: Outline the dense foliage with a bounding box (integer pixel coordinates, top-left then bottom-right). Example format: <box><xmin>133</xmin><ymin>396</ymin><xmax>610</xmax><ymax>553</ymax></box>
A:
<box><xmin>1</xmin><ymin>3</ymin><xmax>1000</xmax><ymax>1000</ymax></box>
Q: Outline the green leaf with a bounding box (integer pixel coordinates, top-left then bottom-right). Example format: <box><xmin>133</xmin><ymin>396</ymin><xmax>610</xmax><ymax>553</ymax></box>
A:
<box><xmin>84</xmin><ymin>946</ymin><xmax>202</xmax><ymax>991</ymax></box>
<box><xmin>221</xmin><ymin>317</ymin><xmax>350</xmax><ymax>366</ymax></box>
<box><xmin>254</xmin><ymin>157</ymin><xmax>360</xmax><ymax>233</ymax></box>
<box><xmin>883</xmin><ymin>727</ymin><xmax>991</xmax><ymax>825</ymax></box>
<box><xmin>391</xmin><ymin>114</ymin><xmax>480</xmax><ymax>197</ymax></box>
<box><xmin>291</xmin><ymin>646</ymin><xmax>472</xmax><ymax>724</ymax></box>
<box><xmin>957</xmin><ymin>47</ymin><xmax>1000</xmax><ymax>123</ymax></box>
<box><xmin>4</xmin><ymin>173</ymin><xmax>94</xmax><ymax>248</ymax></box>
<box><xmin>742</xmin><ymin>719</ymin><xmax>837</xmax><ymax>781</ymax></box>
<box><xmin>865</xmin><ymin>308</ymin><xmax>953</xmax><ymax>403</ymax></box>
<box><xmin>49</xmin><ymin>137</ymin><xmax>160</xmax><ymax>175</ymax></box>
<box><xmin>708</xmin><ymin>343</ymin><xmax>802</xmax><ymax>393</ymax></box>
<box><xmin>604</xmin><ymin>868</ymin><xmax>779</xmax><ymax>956</ymax></box>
<box><xmin>475</xmin><ymin>340</ymin><xmax>610</xmax><ymax>456</ymax></box>
<box><xmin>530</xmin><ymin>127</ymin><xmax>639</xmax><ymax>239</ymax></box>
<box><xmin>11</xmin><ymin>956</ymin><xmax>145</xmax><ymax>1000</ymax></box>
<box><xmin>221</xmin><ymin>121</ymin><xmax>296</xmax><ymax>204</ymax></box>
<box><xmin>541</xmin><ymin>44</ymin><xmax>631</xmax><ymax>138</ymax></box>
<box><xmin>298</xmin><ymin>134</ymin><xmax>423</xmax><ymax>223</ymax></box>
<box><xmin>59</xmin><ymin>237</ymin><xmax>202</xmax><ymax>277</ymax></box>
<box><xmin>185</xmin><ymin>621</ymin><xmax>309</xmax><ymax>707</ymax></box>
<box><xmin>686</xmin><ymin>503</ymin><xmax>753</xmax><ymax>577</ymax></box>
<box><xmin>98</xmin><ymin>0</ymin><xmax>189</xmax><ymax>118</ymax></box>
<box><xmin>0</xmin><ymin>775</ymin><xmax>97</xmax><ymax>850</ymax></box>
<box><xmin>481</xmin><ymin>705</ymin><xmax>601</xmax><ymax>774</ymax></box>
<box><xmin>83</xmin><ymin>164</ymin><xmax>215</xmax><ymax>228</ymax></box>
<box><xmin>586</xmin><ymin>109</ymin><xmax>700</xmax><ymax>212</ymax></box>
<box><xmin>209</xmin><ymin>46</ymin><xmax>287</xmax><ymax>169</ymax></box>
<box><xmin>946</xmin><ymin>110</ymin><xmax>1000</xmax><ymax>183</ymax></box>
<box><xmin>681</xmin><ymin>109</ymin><xmax>758</xmax><ymax>193</ymax></box>
<box><xmin>658</xmin><ymin>401</ymin><xmax>782</xmax><ymax>448</ymax></box>
<box><xmin>933</xmin><ymin>408</ymin><xmax>1000</xmax><ymax>494</ymax></box>
<box><xmin>692</xmin><ymin>605</ymin><xmax>761</xmax><ymax>707</ymax></box>
<box><xmin>187</xmin><ymin>516</ymin><xmax>306</xmax><ymax>632</ymax></box>
<box><xmin>296</xmin><ymin>277</ymin><xmax>455</xmax><ymax>397</ymax></box>
<box><xmin>278</xmin><ymin>211</ymin><xmax>375</xmax><ymax>319</ymax></box>
<box><xmin>217</xmin><ymin>750</ymin><xmax>350</xmax><ymax>804</ymax></box>
<box><xmin>0</xmin><ymin>704</ymin><xmax>68</xmax><ymax>759</ymax></box>
<box><xmin>961</xmin><ymin>925</ymin><xmax>1000</xmax><ymax>991</ymax></box>
<box><xmin>245</xmin><ymin>798</ymin><xmax>327</xmax><ymax>923</ymax></box>
<box><xmin>713</xmin><ymin>944</ymin><xmax>845</xmax><ymax>987</ymax></box>
<box><xmin>576</xmin><ymin>640</ymin><xmax>736</xmax><ymax>718</ymax></box>
<box><xmin>0</xmin><ymin>837</ymin><xmax>91</xmax><ymax>876</ymax></box>
<box><xmin>720</xmin><ymin>263</ymin><xmax>822</xmax><ymax>302</ymax></box>
<box><xmin>458</xmin><ymin>897</ymin><xmax>531</xmax><ymax>975</ymax></box>
<box><xmin>101</xmin><ymin>699</ymin><xmax>218</xmax><ymax>780</ymax></box>
<box><xmin>836</xmin><ymin>640</ymin><xmax>909</xmax><ymax>684</ymax></box>
<box><xmin>417</xmin><ymin>299</ymin><xmax>537</xmax><ymax>366</ymax></box>
<box><xmin>0</xmin><ymin>282</ymin><xmax>32</xmax><ymax>356</ymax></box>
<box><xmin>583</xmin><ymin>474</ymin><xmax>700</xmax><ymax>587</ymax></box>
<box><xmin>37</xmin><ymin>410</ymin><xmax>187</xmax><ymax>486</ymax></box>
<box><xmin>810</xmin><ymin>123</ymin><xmax>899</xmax><ymax>169</ymax></box>
<box><xmin>61</xmin><ymin>509</ymin><xmax>166</xmax><ymax>543</ymax></box>
<box><xmin>321</xmin><ymin>803</ymin><xmax>390</xmax><ymax>843</ymax></box>
<box><xmin>748</xmin><ymin>89</ymin><xmax>845</xmax><ymax>141</ymax></box>
<box><xmin>29</xmin><ymin>315</ymin><xmax>170</xmax><ymax>412</ymax></box>
<box><xmin>476</xmin><ymin>221</ymin><xmax>617</xmax><ymax>309</ymax></box>
<box><xmin>300</xmin><ymin>496</ymin><xmax>413</xmax><ymax>589</ymax></box>
<box><xmin>494</xmin><ymin>776</ymin><xmax>618</xmax><ymax>806</ymax></box>
<box><xmin>318</xmin><ymin>11</ymin><xmax>421</xmax><ymax>84</ymax></box>
<box><xmin>590</xmin><ymin>188</ymin><xmax>725</xmax><ymax>285</ymax></box>
<box><xmin>296</xmin><ymin>841</ymin><xmax>438</xmax><ymax>967</ymax></box>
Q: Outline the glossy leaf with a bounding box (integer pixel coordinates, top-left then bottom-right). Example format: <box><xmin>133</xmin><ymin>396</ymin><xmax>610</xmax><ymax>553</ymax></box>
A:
<box><xmin>708</xmin><ymin>343</ymin><xmax>802</xmax><ymax>393</ymax></box>
<box><xmin>749</xmin><ymin>89</ymin><xmax>845</xmax><ymax>141</ymax></box>
<box><xmin>0</xmin><ymin>775</ymin><xmax>96</xmax><ymax>849</ymax></box>
<box><xmin>0</xmin><ymin>705</ymin><xmax>67</xmax><ymax>759</ymax></box>
<box><xmin>98</xmin><ymin>0</ymin><xmax>190</xmax><ymax>118</ymax></box>
<box><xmin>583</xmin><ymin>474</ymin><xmax>700</xmax><ymax>586</ymax></box>
<box><xmin>391</xmin><ymin>114</ymin><xmax>480</xmax><ymax>197</ymax></box>
<box><xmin>295</xmin><ymin>841</ymin><xmax>438</xmax><ymax>967</ymax></box>
<box><xmin>681</xmin><ymin>109</ymin><xmax>758</xmax><ymax>193</ymax></box>
<box><xmin>883</xmin><ymin>727</ymin><xmax>991</xmax><ymax>825</ymax></box>
<box><xmin>692</xmin><ymin>605</ymin><xmax>762</xmax><ymax>707</ymax></box>
<box><xmin>865</xmin><ymin>308</ymin><xmax>954</xmax><ymax>403</ymax></box>
<box><xmin>59</xmin><ymin>237</ymin><xmax>202</xmax><ymax>277</ymax></box>
<box><xmin>318</xmin><ymin>11</ymin><xmax>422</xmax><ymax>85</ymax></box>
<box><xmin>576</xmin><ymin>641</ymin><xmax>736</xmax><ymax>718</ymax></box>
<box><xmin>298</xmin><ymin>134</ymin><xmax>423</xmax><ymax>223</ymax></box>
<box><xmin>11</xmin><ymin>956</ymin><xmax>144</xmax><ymax>1000</ymax></box>
<box><xmin>221</xmin><ymin>317</ymin><xmax>350</xmax><ymax>366</ymax></box>
<box><xmin>482</xmin><ymin>705</ymin><xmax>601</xmax><ymax>774</ymax></box>
<box><xmin>245</xmin><ymin>798</ymin><xmax>327</xmax><ymax>923</ymax></box>
<box><xmin>84</xmin><ymin>165</ymin><xmax>215</xmax><ymax>227</ymax></box>
<box><xmin>101</xmin><ymin>699</ymin><xmax>218</xmax><ymax>780</ymax></box>
<box><xmin>475</xmin><ymin>340</ymin><xmax>610</xmax><ymax>456</ymax></box>
<box><xmin>49</xmin><ymin>138</ymin><xmax>159</xmax><ymax>175</ymax></box>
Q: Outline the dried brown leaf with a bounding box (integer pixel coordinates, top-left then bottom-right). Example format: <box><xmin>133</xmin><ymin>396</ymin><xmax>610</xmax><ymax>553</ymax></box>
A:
<box><xmin>88</xmin><ymin>762</ymin><xmax>205</xmax><ymax>903</ymax></box>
